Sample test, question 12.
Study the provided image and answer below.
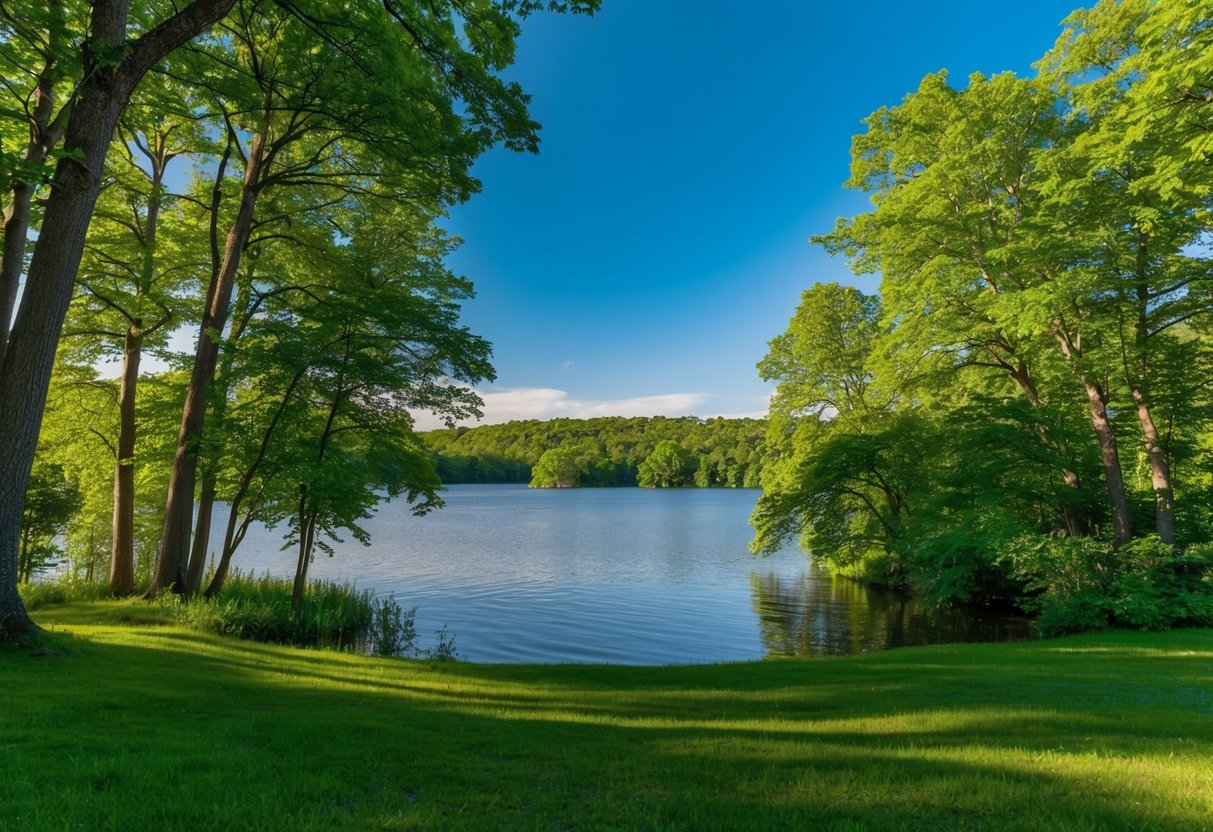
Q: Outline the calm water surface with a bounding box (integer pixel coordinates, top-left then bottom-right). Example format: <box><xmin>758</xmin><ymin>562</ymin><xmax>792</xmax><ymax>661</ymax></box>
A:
<box><xmin>218</xmin><ymin>484</ymin><xmax>1031</xmax><ymax>664</ymax></box>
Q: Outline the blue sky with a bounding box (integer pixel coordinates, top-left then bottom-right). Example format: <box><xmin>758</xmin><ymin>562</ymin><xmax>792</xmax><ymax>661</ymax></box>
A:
<box><xmin>426</xmin><ymin>0</ymin><xmax>1084</xmax><ymax>428</ymax></box>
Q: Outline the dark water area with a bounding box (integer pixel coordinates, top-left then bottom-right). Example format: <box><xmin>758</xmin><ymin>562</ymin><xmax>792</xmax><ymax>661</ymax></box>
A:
<box><xmin>215</xmin><ymin>484</ymin><xmax>1033</xmax><ymax>664</ymax></box>
<box><xmin>750</xmin><ymin>571</ymin><xmax>1032</xmax><ymax>657</ymax></box>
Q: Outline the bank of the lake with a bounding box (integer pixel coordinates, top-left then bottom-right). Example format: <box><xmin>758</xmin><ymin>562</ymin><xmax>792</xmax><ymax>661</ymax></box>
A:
<box><xmin>7</xmin><ymin>605</ymin><xmax>1212</xmax><ymax>831</ymax></box>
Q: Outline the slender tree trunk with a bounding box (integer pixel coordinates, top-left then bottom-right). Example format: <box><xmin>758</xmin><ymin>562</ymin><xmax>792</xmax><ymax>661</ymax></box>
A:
<box><xmin>203</xmin><ymin>363</ymin><xmax>307</xmax><ymax>598</ymax></box>
<box><xmin>1080</xmin><ymin>377</ymin><xmax>1132</xmax><ymax>545</ymax></box>
<box><xmin>109</xmin><ymin>148</ymin><xmax>168</xmax><ymax>596</ymax></box>
<box><xmin>109</xmin><ymin>328</ymin><xmax>143</xmax><ymax>595</ymax></box>
<box><xmin>291</xmin><ymin>499</ymin><xmax>316</xmax><ymax>617</ymax></box>
<box><xmin>1053</xmin><ymin>329</ymin><xmax>1132</xmax><ymax>544</ymax></box>
<box><xmin>1126</xmin><ymin>231</ymin><xmax>1175</xmax><ymax>545</ymax></box>
<box><xmin>0</xmin><ymin>0</ymin><xmax>240</xmax><ymax>638</ymax></box>
<box><xmin>150</xmin><ymin>133</ymin><xmax>265</xmax><ymax>597</ymax></box>
<box><xmin>1131</xmin><ymin>386</ymin><xmax>1174</xmax><ymax>544</ymax></box>
<box><xmin>185</xmin><ymin>275</ymin><xmax>253</xmax><ymax>595</ymax></box>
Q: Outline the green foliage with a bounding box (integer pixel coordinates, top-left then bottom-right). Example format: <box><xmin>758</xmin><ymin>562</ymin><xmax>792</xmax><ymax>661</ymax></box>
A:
<box><xmin>367</xmin><ymin>593</ymin><xmax>420</xmax><ymax>657</ymax></box>
<box><xmin>999</xmin><ymin>536</ymin><xmax>1213</xmax><ymax>636</ymax></box>
<box><xmin>163</xmin><ymin>573</ymin><xmax>374</xmax><ymax>648</ymax></box>
<box><xmin>529</xmin><ymin>446</ymin><xmax>588</xmax><ymax>488</ymax></box>
<box><xmin>429</xmin><ymin>416</ymin><xmax>767</xmax><ymax>487</ymax></box>
<box><xmin>17</xmin><ymin>578</ymin><xmax>110</xmax><ymax>611</ymax></box>
<box><xmin>636</xmin><ymin>440</ymin><xmax>694</xmax><ymax>487</ymax></box>
<box><xmin>18</xmin><ymin>458</ymin><xmax>81</xmax><ymax>582</ymax></box>
<box><xmin>757</xmin><ymin>1</ymin><xmax>1213</xmax><ymax>632</ymax></box>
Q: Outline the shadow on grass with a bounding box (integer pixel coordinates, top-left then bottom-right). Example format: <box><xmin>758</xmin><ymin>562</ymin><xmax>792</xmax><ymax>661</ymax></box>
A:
<box><xmin>4</xmin><ymin>623</ymin><xmax>1211</xmax><ymax>830</ymax></box>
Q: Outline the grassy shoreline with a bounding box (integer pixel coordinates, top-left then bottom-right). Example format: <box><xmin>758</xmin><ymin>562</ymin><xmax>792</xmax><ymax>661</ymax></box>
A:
<box><xmin>4</xmin><ymin>601</ymin><xmax>1212</xmax><ymax>831</ymax></box>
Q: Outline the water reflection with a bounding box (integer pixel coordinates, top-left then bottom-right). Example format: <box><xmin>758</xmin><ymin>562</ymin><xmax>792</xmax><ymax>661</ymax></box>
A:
<box><xmin>750</xmin><ymin>569</ymin><xmax>1034</xmax><ymax>657</ymax></box>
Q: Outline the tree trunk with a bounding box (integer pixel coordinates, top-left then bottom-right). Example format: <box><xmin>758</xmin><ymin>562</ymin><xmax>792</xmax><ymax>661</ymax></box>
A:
<box><xmin>0</xmin><ymin>0</ymin><xmax>240</xmax><ymax>638</ymax></box>
<box><xmin>291</xmin><ymin>498</ymin><xmax>316</xmax><ymax>618</ymax></box>
<box><xmin>1080</xmin><ymin>377</ymin><xmax>1132</xmax><ymax>545</ymax></box>
<box><xmin>0</xmin><ymin>80</ymin><xmax>130</xmax><ymax>636</ymax></box>
<box><xmin>109</xmin><ymin>144</ymin><xmax>168</xmax><ymax>596</ymax></box>
<box><xmin>185</xmin><ymin>274</ymin><xmax>253</xmax><ymax>596</ymax></box>
<box><xmin>1130</xmin><ymin>387</ymin><xmax>1174</xmax><ymax>544</ymax></box>
<box><xmin>149</xmin><ymin>133</ymin><xmax>265</xmax><ymax>597</ymax></box>
<box><xmin>203</xmin><ymin>363</ymin><xmax>307</xmax><ymax>598</ymax></box>
<box><xmin>1126</xmin><ymin>231</ymin><xmax>1175</xmax><ymax>545</ymax></box>
<box><xmin>1053</xmin><ymin>329</ymin><xmax>1132</xmax><ymax>545</ymax></box>
<box><xmin>109</xmin><ymin>328</ymin><xmax>142</xmax><ymax>595</ymax></box>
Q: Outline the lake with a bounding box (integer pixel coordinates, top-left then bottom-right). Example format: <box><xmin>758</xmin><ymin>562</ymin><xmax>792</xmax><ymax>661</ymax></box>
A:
<box><xmin>217</xmin><ymin>484</ymin><xmax>1032</xmax><ymax>664</ymax></box>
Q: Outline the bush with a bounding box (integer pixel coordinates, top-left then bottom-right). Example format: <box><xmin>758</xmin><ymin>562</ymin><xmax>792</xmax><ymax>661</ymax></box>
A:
<box><xmin>999</xmin><ymin>535</ymin><xmax>1213</xmax><ymax>636</ymax></box>
<box><xmin>164</xmin><ymin>572</ymin><xmax>374</xmax><ymax>649</ymax></box>
<box><xmin>18</xmin><ymin>579</ymin><xmax>111</xmax><ymax>610</ymax></box>
<box><xmin>368</xmin><ymin>593</ymin><xmax>419</xmax><ymax>657</ymax></box>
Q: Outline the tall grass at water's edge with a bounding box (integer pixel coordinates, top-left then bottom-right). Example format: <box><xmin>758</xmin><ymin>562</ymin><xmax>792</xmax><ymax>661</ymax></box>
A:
<box><xmin>161</xmin><ymin>572</ymin><xmax>374</xmax><ymax>648</ymax></box>
<box><xmin>20</xmin><ymin>573</ymin><xmax>376</xmax><ymax>649</ymax></box>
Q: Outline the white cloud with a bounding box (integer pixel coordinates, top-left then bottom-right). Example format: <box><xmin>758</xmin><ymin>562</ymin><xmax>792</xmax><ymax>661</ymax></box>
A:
<box><xmin>561</xmin><ymin>360</ymin><xmax>576</xmax><ymax>370</ymax></box>
<box><xmin>410</xmin><ymin>387</ymin><xmax>711</xmax><ymax>430</ymax></box>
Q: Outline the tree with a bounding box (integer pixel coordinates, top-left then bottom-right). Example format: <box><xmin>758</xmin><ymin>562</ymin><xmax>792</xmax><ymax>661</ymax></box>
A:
<box><xmin>149</xmin><ymin>0</ymin><xmax>599</xmax><ymax>596</ymax></box>
<box><xmin>529</xmin><ymin>447</ymin><xmax>587</xmax><ymax>488</ymax></box>
<box><xmin>0</xmin><ymin>0</ymin><xmax>598</xmax><ymax>635</ymax></box>
<box><xmin>18</xmin><ymin>459</ymin><xmax>81</xmax><ymax>583</ymax></box>
<box><xmin>0</xmin><ymin>0</ymin><xmax>242</xmax><ymax>636</ymax></box>
<box><xmin>637</xmin><ymin>440</ymin><xmax>693</xmax><ymax>488</ymax></box>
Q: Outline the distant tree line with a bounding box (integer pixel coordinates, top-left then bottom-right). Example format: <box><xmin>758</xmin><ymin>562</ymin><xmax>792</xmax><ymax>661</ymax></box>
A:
<box><xmin>423</xmin><ymin>417</ymin><xmax>768</xmax><ymax>488</ymax></box>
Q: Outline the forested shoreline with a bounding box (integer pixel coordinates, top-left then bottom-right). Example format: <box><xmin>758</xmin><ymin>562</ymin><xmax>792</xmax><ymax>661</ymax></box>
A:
<box><xmin>422</xmin><ymin>416</ymin><xmax>767</xmax><ymax>488</ymax></box>
<box><xmin>752</xmin><ymin>0</ymin><xmax>1213</xmax><ymax>634</ymax></box>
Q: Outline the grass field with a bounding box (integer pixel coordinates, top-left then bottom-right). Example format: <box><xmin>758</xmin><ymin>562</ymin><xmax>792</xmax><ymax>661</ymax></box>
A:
<box><xmin>3</xmin><ymin>600</ymin><xmax>1211</xmax><ymax>831</ymax></box>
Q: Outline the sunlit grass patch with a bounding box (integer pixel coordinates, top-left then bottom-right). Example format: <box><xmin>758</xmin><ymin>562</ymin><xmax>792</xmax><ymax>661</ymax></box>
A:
<box><xmin>4</xmin><ymin>604</ymin><xmax>1212</xmax><ymax>831</ymax></box>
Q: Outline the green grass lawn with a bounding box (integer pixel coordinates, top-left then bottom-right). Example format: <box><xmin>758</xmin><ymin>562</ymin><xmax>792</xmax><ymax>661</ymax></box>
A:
<box><xmin>3</xmin><ymin>601</ymin><xmax>1211</xmax><ymax>831</ymax></box>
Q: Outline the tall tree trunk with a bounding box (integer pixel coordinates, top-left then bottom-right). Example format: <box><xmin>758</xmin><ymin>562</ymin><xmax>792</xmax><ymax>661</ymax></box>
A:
<box><xmin>1131</xmin><ymin>387</ymin><xmax>1174</xmax><ymax>544</ymax></box>
<box><xmin>0</xmin><ymin>0</ymin><xmax>240</xmax><ymax>638</ymax></box>
<box><xmin>1054</xmin><ymin>329</ymin><xmax>1132</xmax><ymax>544</ymax></box>
<box><xmin>109</xmin><ymin>328</ymin><xmax>143</xmax><ymax>595</ymax></box>
<box><xmin>109</xmin><ymin>145</ymin><xmax>169</xmax><ymax>596</ymax></box>
<box><xmin>1080</xmin><ymin>376</ymin><xmax>1132</xmax><ymax>545</ymax></box>
<box><xmin>1126</xmin><ymin>231</ymin><xmax>1175</xmax><ymax>545</ymax></box>
<box><xmin>149</xmin><ymin>132</ymin><xmax>265</xmax><ymax>597</ymax></box>
<box><xmin>185</xmin><ymin>275</ymin><xmax>254</xmax><ymax>596</ymax></box>
<box><xmin>290</xmin><ymin>497</ymin><xmax>316</xmax><ymax>618</ymax></box>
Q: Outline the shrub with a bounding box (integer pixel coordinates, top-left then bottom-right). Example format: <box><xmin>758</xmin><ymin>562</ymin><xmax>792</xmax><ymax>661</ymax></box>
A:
<box><xmin>999</xmin><ymin>535</ymin><xmax>1213</xmax><ymax>636</ymax></box>
<box><xmin>164</xmin><ymin>572</ymin><xmax>374</xmax><ymax>649</ymax></box>
<box><xmin>18</xmin><ymin>579</ymin><xmax>111</xmax><ymax>610</ymax></box>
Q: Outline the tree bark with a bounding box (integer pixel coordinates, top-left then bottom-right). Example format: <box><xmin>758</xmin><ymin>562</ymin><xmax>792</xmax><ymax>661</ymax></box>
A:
<box><xmin>1053</xmin><ymin>329</ymin><xmax>1132</xmax><ymax>544</ymax></box>
<box><xmin>0</xmin><ymin>0</ymin><xmax>238</xmax><ymax>637</ymax></box>
<box><xmin>185</xmin><ymin>274</ymin><xmax>253</xmax><ymax>596</ymax></box>
<box><xmin>109</xmin><ymin>144</ymin><xmax>169</xmax><ymax>596</ymax></box>
<box><xmin>1127</xmin><ymin>231</ymin><xmax>1175</xmax><ymax>545</ymax></box>
<box><xmin>1080</xmin><ymin>377</ymin><xmax>1132</xmax><ymax>545</ymax></box>
<box><xmin>149</xmin><ymin>132</ymin><xmax>265</xmax><ymax>597</ymax></box>
<box><xmin>108</xmin><ymin>328</ymin><xmax>143</xmax><ymax>595</ymax></box>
